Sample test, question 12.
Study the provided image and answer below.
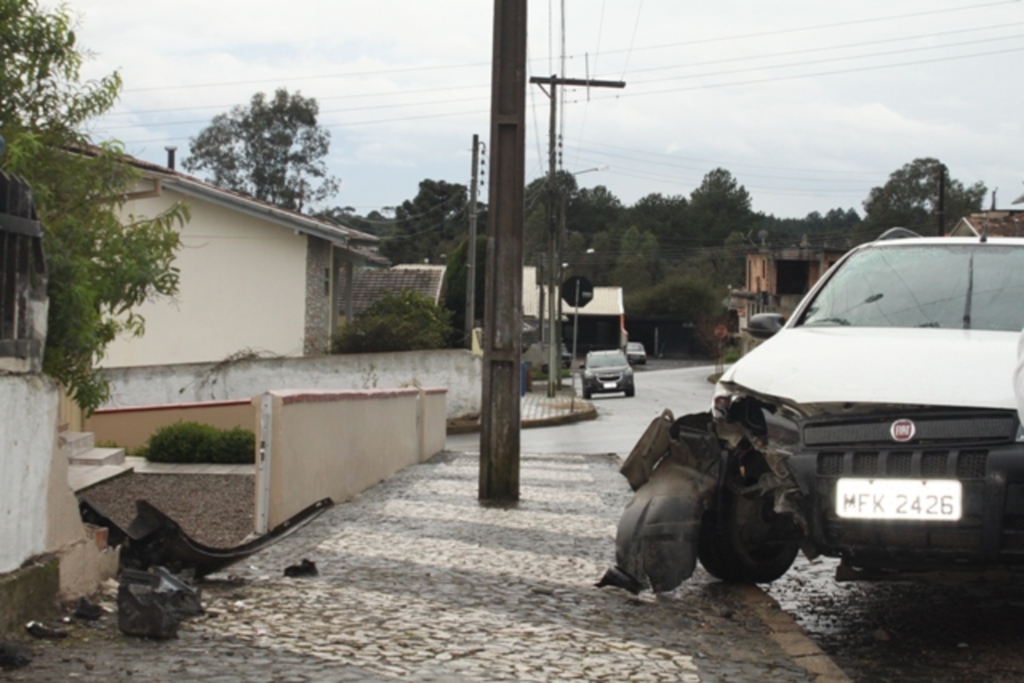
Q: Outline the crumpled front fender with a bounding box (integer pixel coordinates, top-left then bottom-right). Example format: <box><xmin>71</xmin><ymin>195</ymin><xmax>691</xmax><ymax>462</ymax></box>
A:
<box><xmin>598</xmin><ymin>410</ymin><xmax>721</xmax><ymax>593</ymax></box>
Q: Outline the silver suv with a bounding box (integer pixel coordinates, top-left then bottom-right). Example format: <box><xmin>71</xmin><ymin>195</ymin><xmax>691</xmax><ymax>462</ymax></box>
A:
<box><xmin>602</xmin><ymin>233</ymin><xmax>1024</xmax><ymax>593</ymax></box>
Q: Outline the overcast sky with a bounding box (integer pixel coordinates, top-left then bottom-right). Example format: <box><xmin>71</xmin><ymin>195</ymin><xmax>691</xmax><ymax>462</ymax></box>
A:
<box><xmin>71</xmin><ymin>0</ymin><xmax>1023</xmax><ymax>219</ymax></box>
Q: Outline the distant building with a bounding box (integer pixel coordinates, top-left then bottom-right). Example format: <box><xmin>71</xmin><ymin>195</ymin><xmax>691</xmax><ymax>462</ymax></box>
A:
<box><xmin>948</xmin><ymin>210</ymin><xmax>1024</xmax><ymax>238</ymax></box>
<box><xmin>732</xmin><ymin>245</ymin><xmax>847</xmax><ymax>334</ymax></box>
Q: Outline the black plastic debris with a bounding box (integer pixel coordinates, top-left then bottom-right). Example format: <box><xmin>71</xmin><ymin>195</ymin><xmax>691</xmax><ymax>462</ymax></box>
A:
<box><xmin>73</xmin><ymin>597</ymin><xmax>105</xmax><ymax>621</ymax></box>
<box><xmin>25</xmin><ymin>621</ymin><xmax>68</xmax><ymax>639</ymax></box>
<box><xmin>284</xmin><ymin>559</ymin><xmax>318</xmax><ymax>577</ymax></box>
<box><xmin>117</xmin><ymin>567</ymin><xmax>204</xmax><ymax>639</ymax></box>
<box><xmin>0</xmin><ymin>642</ymin><xmax>31</xmax><ymax>671</ymax></box>
<box><xmin>79</xmin><ymin>497</ymin><xmax>332</xmax><ymax>578</ymax></box>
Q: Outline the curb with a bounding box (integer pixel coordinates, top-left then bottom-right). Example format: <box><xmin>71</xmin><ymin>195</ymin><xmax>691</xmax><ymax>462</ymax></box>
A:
<box><xmin>730</xmin><ymin>583</ymin><xmax>852</xmax><ymax>683</ymax></box>
<box><xmin>446</xmin><ymin>402</ymin><xmax>597</xmax><ymax>434</ymax></box>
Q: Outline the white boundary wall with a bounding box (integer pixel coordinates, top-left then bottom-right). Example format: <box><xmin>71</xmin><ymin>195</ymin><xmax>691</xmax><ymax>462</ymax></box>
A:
<box><xmin>0</xmin><ymin>375</ymin><xmax>55</xmax><ymax>573</ymax></box>
<box><xmin>255</xmin><ymin>387</ymin><xmax>447</xmax><ymax>532</ymax></box>
<box><xmin>99</xmin><ymin>349</ymin><xmax>481</xmax><ymax>419</ymax></box>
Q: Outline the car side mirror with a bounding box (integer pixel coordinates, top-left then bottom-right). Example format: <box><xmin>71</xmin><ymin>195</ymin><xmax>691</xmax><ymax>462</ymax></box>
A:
<box><xmin>747</xmin><ymin>313</ymin><xmax>786</xmax><ymax>340</ymax></box>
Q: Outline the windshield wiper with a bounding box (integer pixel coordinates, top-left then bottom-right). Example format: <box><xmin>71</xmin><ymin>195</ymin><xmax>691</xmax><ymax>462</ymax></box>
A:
<box><xmin>963</xmin><ymin>252</ymin><xmax>974</xmax><ymax>329</ymax></box>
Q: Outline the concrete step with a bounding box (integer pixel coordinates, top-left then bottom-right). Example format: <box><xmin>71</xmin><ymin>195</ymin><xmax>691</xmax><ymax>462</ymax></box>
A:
<box><xmin>60</xmin><ymin>431</ymin><xmax>95</xmax><ymax>459</ymax></box>
<box><xmin>68</xmin><ymin>463</ymin><xmax>133</xmax><ymax>493</ymax></box>
<box><xmin>69</xmin><ymin>447</ymin><xmax>126</xmax><ymax>467</ymax></box>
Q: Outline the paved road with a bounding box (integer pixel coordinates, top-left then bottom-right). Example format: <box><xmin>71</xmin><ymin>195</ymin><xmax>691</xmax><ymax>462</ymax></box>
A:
<box><xmin>5</xmin><ymin>451</ymin><xmax>830</xmax><ymax>683</ymax></box>
<box><xmin>448</xmin><ymin>363</ymin><xmax>719</xmax><ymax>457</ymax></box>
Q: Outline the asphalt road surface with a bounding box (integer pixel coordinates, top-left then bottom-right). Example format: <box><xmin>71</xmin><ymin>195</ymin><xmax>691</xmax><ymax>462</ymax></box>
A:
<box><xmin>449</xmin><ymin>362</ymin><xmax>1024</xmax><ymax>683</ymax></box>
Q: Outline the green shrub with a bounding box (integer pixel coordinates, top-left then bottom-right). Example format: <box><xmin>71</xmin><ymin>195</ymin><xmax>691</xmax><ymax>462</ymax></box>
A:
<box><xmin>333</xmin><ymin>290</ymin><xmax>453</xmax><ymax>353</ymax></box>
<box><xmin>146</xmin><ymin>422</ymin><xmax>255</xmax><ymax>464</ymax></box>
<box><xmin>215</xmin><ymin>427</ymin><xmax>257</xmax><ymax>464</ymax></box>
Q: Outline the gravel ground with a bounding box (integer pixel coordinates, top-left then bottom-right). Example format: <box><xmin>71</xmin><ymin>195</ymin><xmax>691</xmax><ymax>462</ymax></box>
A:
<box><xmin>76</xmin><ymin>473</ymin><xmax>255</xmax><ymax>548</ymax></box>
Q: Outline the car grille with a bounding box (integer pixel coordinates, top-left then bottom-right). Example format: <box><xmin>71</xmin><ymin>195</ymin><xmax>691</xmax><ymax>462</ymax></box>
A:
<box><xmin>594</xmin><ymin>371</ymin><xmax>623</xmax><ymax>382</ymax></box>
<box><xmin>804</xmin><ymin>412</ymin><xmax>1016</xmax><ymax>447</ymax></box>
<box><xmin>816</xmin><ymin>449</ymin><xmax>989</xmax><ymax>479</ymax></box>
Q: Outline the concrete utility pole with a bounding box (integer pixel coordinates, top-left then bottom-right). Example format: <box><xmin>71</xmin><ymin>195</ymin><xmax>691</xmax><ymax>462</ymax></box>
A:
<box><xmin>937</xmin><ymin>163</ymin><xmax>947</xmax><ymax>237</ymax></box>
<box><xmin>529</xmin><ymin>76</ymin><xmax>625</xmax><ymax>398</ymax></box>
<box><xmin>479</xmin><ymin>0</ymin><xmax>527</xmax><ymax>502</ymax></box>
<box><xmin>465</xmin><ymin>134</ymin><xmax>481</xmax><ymax>349</ymax></box>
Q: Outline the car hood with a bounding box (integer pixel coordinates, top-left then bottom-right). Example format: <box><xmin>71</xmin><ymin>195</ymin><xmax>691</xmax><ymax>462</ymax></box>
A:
<box><xmin>719</xmin><ymin>327</ymin><xmax>1020</xmax><ymax>411</ymax></box>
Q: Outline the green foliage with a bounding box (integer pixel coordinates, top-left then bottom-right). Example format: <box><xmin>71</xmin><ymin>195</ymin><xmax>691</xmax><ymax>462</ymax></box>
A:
<box><xmin>442</xmin><ymin>235</ymin><xmax>487</xmax><ymax>346</ymax></box>
<box><xmin>380</xmin><ymin>179</ymin><xmax>470</xmax><ymax>264</ymax></box>
<box><xmin>856</xmin><ymin>157</ymin><xmax>986</xmax><ymax>243</ymax></box>
<box><xmin>184</xmin><ymin>88</ymin><xmax>339</xmax><ymax>212</ymax></box>
<box><xmin>612</xmin><ymin>226</ymin><xmax>661</xmax><ymax>293</ymax></box>
<box><xmin>688</xmin><ymin>168</ymin><xmax>755</xmax><ymax>247</ymax></box>
<box><xmin>333</xmin><ymin>290</ymin><xmax>453</xmax><ymax>353</ymax></box>
<box><xmin>1</xmin><ymin>0</ymin><xmax>188</xmax><ymax>413</ymax></box>
<box><xmin>146</xmin><ymin>422</ymin><xmax>255</xmax><ymax>464</ymax></box>
<box><xmin>625</xmin><ymin>275</ymin><xmax>723</xmax><ymax>322</ymax></box>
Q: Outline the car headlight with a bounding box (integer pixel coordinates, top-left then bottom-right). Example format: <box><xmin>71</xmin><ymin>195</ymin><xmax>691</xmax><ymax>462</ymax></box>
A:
<box><xmin>711</xmin><ymin>384</ymin><xmax>737</xmax><ymax>419</ymax></box>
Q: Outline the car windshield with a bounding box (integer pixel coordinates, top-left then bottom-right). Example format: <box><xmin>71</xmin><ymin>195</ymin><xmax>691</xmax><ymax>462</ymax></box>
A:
<box><xmin>797</xmin><ymin>243</ymin><xmax>1024</xmax><ymax>331</ymax></box>
<box><xmin>627</xmin><ymin>343</ymin><xmax>643</xmax><ymax>351</ymax></box>
<box><xmin>587</xmin><ymin>352</ymin><xmax>627</xmax><ymax>368</ymax></box>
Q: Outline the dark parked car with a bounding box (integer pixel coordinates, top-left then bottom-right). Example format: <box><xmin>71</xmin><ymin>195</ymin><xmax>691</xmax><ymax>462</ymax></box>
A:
<box><xmin>582</xmin><ymin>349</ymin><xmax>634</xmax><ymax>399</ymax></box>
<box><xmin>602</xmin><ymin>232</ymin><xmax>1024</xmax><ymax>594</ymax></box>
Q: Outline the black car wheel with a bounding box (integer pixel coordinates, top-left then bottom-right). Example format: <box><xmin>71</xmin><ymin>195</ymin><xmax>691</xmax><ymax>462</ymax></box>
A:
<box><xmin>697</xmin><ymin>482</ymin><xmax>799</xmax><ymax>584</ymax></box>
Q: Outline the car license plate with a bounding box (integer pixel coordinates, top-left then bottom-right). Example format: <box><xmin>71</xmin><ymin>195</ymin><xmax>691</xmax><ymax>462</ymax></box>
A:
<box><xmin>603</xmin><ymin>382</ymin><xmax>617</xmax><ymax>389</ymax></box>
<box><xmin>835</xmin><ymin>478</ymin><xmax>962</xmax><ymax>521</ymax></box>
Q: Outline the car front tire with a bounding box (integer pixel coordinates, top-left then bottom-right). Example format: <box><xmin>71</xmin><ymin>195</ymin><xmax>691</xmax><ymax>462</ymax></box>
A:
<box><xmin>697</xmin><ymin>483</ymin><xmax>799</xmax><ymax>584</ymax></box>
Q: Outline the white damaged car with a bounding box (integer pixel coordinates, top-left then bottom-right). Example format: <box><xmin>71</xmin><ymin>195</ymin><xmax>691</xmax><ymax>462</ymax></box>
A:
<box><xmin>600</xmin><ymin>231</ymin><xmax>1024</xmax><ymax>592</ymax></box>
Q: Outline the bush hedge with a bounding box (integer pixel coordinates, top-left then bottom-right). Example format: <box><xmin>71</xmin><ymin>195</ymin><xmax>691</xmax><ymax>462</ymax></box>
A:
<box><xmin>146</xmin><ymin>421</ymin><xmax>256</xmax><ymax>464</ymax></box>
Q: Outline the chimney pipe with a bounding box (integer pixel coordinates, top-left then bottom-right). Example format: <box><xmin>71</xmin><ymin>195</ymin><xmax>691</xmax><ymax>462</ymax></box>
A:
<box><xmin>165</xmin><ymin>146</ymin><xmax>177</xmax><ymax>170</ymax></box>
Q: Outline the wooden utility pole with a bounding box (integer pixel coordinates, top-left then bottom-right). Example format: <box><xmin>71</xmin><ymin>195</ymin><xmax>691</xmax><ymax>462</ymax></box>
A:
<box><xmin>529</xmin><ymin>76</ymin><xmax>625</xmax><ymax>397</ymax></box>
<box><xmin>465</xmin><ymin>134</ymin><xmax>481</xmax><ymax>349</ymax></box>
<box><xmin>479</xmin><ymin>0</ymin><xmax>527</xmax><ymax>502</ymax></box>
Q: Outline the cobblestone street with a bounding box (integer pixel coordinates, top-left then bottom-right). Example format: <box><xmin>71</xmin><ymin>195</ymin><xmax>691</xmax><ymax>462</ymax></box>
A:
<box><xmin>5</xmin><ymin>452</ymin><xmax>832</xmax><ymax>682</ymax></box>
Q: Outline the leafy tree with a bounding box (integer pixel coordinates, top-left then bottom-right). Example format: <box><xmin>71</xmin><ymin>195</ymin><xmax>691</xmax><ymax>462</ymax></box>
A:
<box><xmin>381</xmin><ymin>179</ymin><xmax>469</xmax><ymax>264</ymax></box>
<box><xmin>625</xmin><ymin>274</ymin><xmax>723</xmax><ymax>322</ymax></box>
<box><xmin>184</xmin><ymin>88</ymin><xmax>339</xmax><ymax>212</ymax></box>
<box><xmin>442</xmin><ymin>235</ymin><xmax>487</xmax><ymax>346</ymax></box>
<box><xmin>1</xmin><ymin>0</ymin><xmax>188</xmax><ymax>412</ymax></box>
<box><xmin>612</xmin><ymin>226</ymin><xmax>661</xmax><ymax>293</ymax></box>
<box><xmin>332</xmin><ymin>290</ymin><xmax>453</xmax><ymax>353</ymax></box>
<box><xmin>688</xmin><ymin>168</ymin><xmax>756</xmax><ymax>246</ymax></box>
<box><xmin>625</xmin><ymin>193</ymin><xmax>691</xmax><ymax>258</ymax></box>
<box><xmin>566</xmin><ymin>185</ymin><xmax>624</xmax><ymax>239</ymax></box>
<box><xmin>857</xmin><ymin>158</ymin><xmax>985</xmax><ymax>243</ymax></box>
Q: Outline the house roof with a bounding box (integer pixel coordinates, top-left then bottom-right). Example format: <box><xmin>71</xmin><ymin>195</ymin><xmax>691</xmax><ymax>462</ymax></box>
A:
<box><xmin>522</xmin><ymin>267</ymin><xmax>624</xmax><ymax>318</ymax></box>
<box><xmin>951</xmin><ymin>211</ymin><xmax>1024</xmax><ymax>238</ymax></box>
<box><xmin>79</xmin><ymin>144</ymin><xmax>387</xmax><ymax>266</ymax></box>
<box><xmin>341</xmin><ymin>265</ymin><xmax>447</xmax><ymax>317</ymax></box>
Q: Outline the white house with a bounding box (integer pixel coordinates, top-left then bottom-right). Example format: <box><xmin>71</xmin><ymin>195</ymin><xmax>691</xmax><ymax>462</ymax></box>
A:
<box><xmin>100</xmin><ymin>151</ymin><xmax>386</xmax><ymax>369</ymax></box>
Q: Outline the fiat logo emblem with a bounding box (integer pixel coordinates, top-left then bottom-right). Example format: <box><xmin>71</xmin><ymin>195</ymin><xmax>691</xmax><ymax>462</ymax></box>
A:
<box><xmin>890</xmin><ymin>419</ymin><xmax>916</xmax><ymax>442</ymax></box>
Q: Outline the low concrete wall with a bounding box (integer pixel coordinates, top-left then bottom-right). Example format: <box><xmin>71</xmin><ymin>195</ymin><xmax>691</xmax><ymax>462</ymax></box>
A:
<box><xmin>99</xmin><ymin>349</ymin><xmax>481</xmax><ymax>420</ymax></box>
<box><xmin>86</xmin><ymin>400</ymin><xmax>252</xmax><ymax>452</ymax></box>
<box><xmin>256</xmin><ymin>388</ymin><xmax>447</xmax><ymax>533</ymax></box>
